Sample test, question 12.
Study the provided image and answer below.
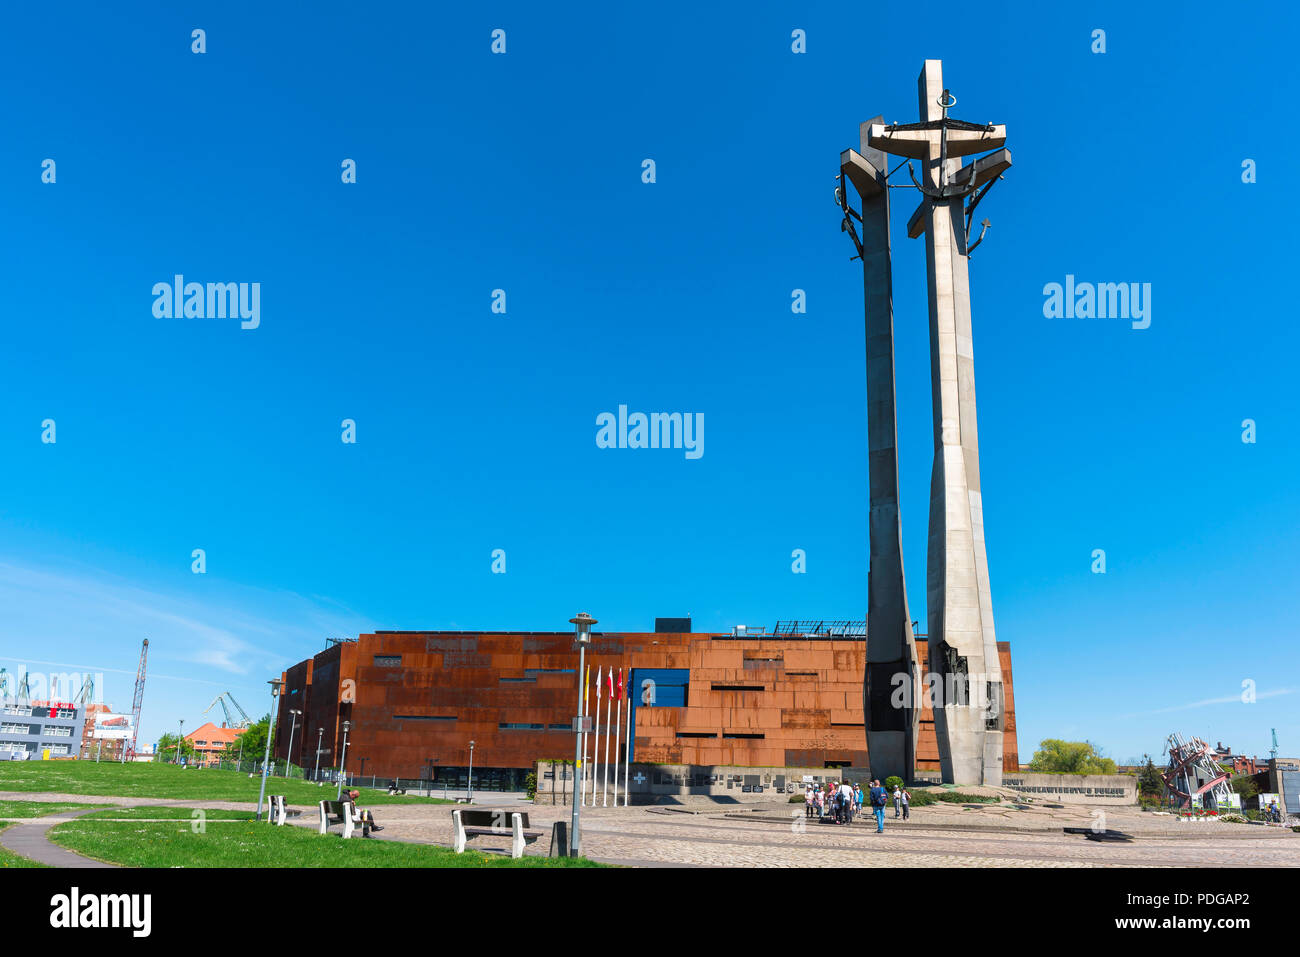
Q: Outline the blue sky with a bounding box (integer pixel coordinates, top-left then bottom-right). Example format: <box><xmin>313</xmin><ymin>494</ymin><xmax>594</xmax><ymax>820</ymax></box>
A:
<box><xmin>0</xmin><ymin>2</ymin><xmax>1295</xmax><ymax>763</ymax></box>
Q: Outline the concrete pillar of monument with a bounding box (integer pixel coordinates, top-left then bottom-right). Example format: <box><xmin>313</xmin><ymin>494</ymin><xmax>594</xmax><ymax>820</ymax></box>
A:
<box><xmin>869</xmin><ymin>60</ymin><xmax>1011</xmax><ymax>785</ymax></box>
<box><xmin>841</xmin><ymin>122</ymin><xmax>921</xmax><ymax>784</ymax></box>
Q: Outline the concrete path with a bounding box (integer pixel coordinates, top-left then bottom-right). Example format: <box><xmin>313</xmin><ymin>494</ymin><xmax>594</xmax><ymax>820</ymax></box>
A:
<box><xmin>0</xmin><ymin>807</ymin><xmax>117</xmax><ymax>868</ymax></box>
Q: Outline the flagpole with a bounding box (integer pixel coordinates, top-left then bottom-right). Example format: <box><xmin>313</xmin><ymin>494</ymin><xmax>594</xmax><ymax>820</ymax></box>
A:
<box><xmin>603</xmin><ymin>679</ymin><xmax>612</xmax><ymax>806</ymax></box>
<box><xmin>624</xmin><ymin>684</ymin><xmax>632</xmax><ymax>807</ymax></box>
<box><xmin>612</xmin><ymin>669</ymin><xmax>623</xmax><ymax>806</ymax></box>
<box><xmin>590</xmin><ymin>666</ymin><xmax>602</xmax><ymax>806</ymax></box>
<box><xmin>581</xmin><ymin>663</ymin><xmax>590</xmax><ymax>808</ymax></box>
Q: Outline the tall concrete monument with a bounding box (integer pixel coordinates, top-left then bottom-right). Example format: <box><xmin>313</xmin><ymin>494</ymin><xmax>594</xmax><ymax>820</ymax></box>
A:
<box><xmin>838</xmin><ymin>121</ymin><xmax>921</xmax><ymax>784</ymax></box>
<box><xmin>840</xmin><ymin>60</ymin><xmax>1011</xmax><ymax>785</ymax></box>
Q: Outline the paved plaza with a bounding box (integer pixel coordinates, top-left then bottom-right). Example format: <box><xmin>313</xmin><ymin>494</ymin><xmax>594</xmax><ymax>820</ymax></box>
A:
<box><xmin>3</xmin><ymin>790</ymin><xmax>1296</xmax><ymax>868</ymax></box>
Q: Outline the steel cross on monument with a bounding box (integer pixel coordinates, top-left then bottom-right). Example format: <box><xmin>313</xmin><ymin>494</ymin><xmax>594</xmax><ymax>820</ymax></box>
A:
<box><xmin>870</xmin><ymin>59</ymin><xmax>1011</xmax><ymax>786</ymax></box>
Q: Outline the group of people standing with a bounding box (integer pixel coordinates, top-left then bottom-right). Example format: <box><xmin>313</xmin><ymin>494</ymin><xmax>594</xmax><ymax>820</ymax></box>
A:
<box><xmin>803</xmin><ymin>780</ymin><xmax>911</xmax><ymax>833</ymax></box>
<box><xmin>804</xmin><ymin>780</ymin><xmax>863</xmax><ymax>824</ymax></box>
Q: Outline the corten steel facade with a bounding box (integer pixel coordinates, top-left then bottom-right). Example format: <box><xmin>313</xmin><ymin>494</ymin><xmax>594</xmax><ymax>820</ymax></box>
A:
<box><xmin>274</xmin><ymin>629</ymin><xmax>1017</xmax><ymax>783</ymax></box>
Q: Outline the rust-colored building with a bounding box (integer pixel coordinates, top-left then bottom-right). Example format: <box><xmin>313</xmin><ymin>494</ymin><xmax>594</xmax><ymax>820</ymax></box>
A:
<box><xmin>274</xmin><ymin>621</ymin><xmax>1017</xmax><ymax>789</ymax></box>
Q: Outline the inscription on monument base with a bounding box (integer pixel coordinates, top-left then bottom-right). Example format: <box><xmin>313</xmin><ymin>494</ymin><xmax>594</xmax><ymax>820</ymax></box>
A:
<box><xmin>1003</xmin><ymin>773</ymin><xmax>1137</xmax><ymax>805</ymax></box>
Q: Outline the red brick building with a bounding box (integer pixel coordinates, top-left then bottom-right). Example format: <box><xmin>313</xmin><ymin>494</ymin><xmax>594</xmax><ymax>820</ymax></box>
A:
<box><xmin>274</xmin><ymin>621</ymin><xmax>1017</xmax><ymax>789</ymax></box>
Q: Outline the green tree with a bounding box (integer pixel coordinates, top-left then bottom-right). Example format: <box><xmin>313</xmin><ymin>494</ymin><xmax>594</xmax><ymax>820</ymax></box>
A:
<box><xmin>156</xmin><ymin>733</ymin><xmax>197</xmax><ymax>763</ymax></box>
<box><xmin>220</xmin><ymin>715</ymin><xmax>270</xmax><ymax>764</ymax></box>
<box><xmin>1026</xmin><ymin>739</ymin><xmax>1117</xmax><ymax>775</ymax></box>
<box><xmin>1138</xmin><ymin>754</ymin><xmax>1164</xmax><ymax>795</ymax></box>
<box><xmin>1230</xmin><ymin>774</ymin><xmax>1258</xmax><ymax>800</ymax></box>
<box><xmin>884</xmin><ymin>775</ymin><xmax>903</xmax><ymax>791</ymax></box>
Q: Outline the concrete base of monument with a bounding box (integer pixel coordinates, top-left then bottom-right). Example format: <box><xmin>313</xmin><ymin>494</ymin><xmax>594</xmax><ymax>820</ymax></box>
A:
<box><xmin>533</xmin><ymin>762</ymin><xmax>1139</xmax><ymax>807</ymax></box>
<box><xmin>1000</xmin><ymin>772</ymin><xmax>1138</xmax><ymax>805</ymax></box>
<box><xmin>534</xmin><ymin>761</ymin><xmax>890</xmax><ymax>806</ymax></box>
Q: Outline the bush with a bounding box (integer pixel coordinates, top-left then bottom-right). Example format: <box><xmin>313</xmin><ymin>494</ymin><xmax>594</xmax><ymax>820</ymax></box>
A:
<box><xmin>788</xmin><ymin>794</ymin><xmax>804</xmax><ymax>803</ymax></box>
<box><xmin>884</xmin><ymin>775</ymin><xmax>903</xmax><ymax>791</ymax></box>
<box><xmin>524</xmin><ymin>773</ymin><xmax>537</xmax><ymax>801</ymax></box>
<box><xmin>906</xmin><ymin>790</ymin><xmax>938</xmax><ymax>807</ymax></box>
<box><xmin>1219</xmin><ymin>814</ymin><xmax>1246</xmax><ymax>824</ymax></box>
<box><xmin>936</xmin><ymin>791</ymin><xmax>999</xmax><ymax>804</ymax></box>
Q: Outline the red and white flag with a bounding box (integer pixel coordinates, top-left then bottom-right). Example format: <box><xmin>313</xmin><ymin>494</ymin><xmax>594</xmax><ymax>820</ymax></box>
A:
<box><xmin>596</xmin><ymin>665</ymin><xmax>602</xmax><ymax>698</ymax></box>
<box><xmin>616</xmin><ymin>668</ymin><xmax>624</xmax><ymax>700</ymax></box>
<box><xmin>607</xmin><ymin>669</ymin><xmax>615</xmax><ymax>698</ymax></box>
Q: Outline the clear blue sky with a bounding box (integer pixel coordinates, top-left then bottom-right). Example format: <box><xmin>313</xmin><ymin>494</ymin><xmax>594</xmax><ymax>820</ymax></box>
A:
<box><xmin>1</xmin><ymin>2</ymin><xmax>1295</xmax><ymax>764</ymax></box>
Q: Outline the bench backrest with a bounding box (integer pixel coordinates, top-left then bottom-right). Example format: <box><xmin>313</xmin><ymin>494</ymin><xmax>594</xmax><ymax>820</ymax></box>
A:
<box><xmin>459</xmin><ymin>810</ymin><xmax>529</xmax><ymax>829</ymax></box>
<box><xmin>321</xmin><ymin>800</ymin><xmax>354</xmax><ymax>820</ymax></box>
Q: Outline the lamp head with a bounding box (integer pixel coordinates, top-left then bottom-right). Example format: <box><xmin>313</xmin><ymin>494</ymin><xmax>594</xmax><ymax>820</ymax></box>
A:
<box><xmin>570</xmin><ymin>612</ymin><xmax>597</xmax><ymax>645</ymax></box>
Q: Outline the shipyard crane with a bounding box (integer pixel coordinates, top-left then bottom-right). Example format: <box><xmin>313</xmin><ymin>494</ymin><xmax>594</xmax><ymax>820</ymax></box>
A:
<box><xmin>203</xmin><ymin>692</ymin><xmax>252</xmax><ymax>729</ymax></box>
<box><xmin>1270</xmin><ymin>728</ymin><xmax>1279</xmax><ymax>762</ymax></box>
<box><xmin>125</xmin><ymin>639</ymin><xmax>148</xmax><ymax>761</ymax></box>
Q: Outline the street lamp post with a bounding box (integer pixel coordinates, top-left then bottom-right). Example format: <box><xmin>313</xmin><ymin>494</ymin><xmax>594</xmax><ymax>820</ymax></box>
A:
<box><xmin>176</xmin><ymin>719</ymin><xmax>184</xmax><ymax>765</ymax></box>
<box><xmin>256</xmin><ymin>679</ymin><xmax>282</xmax><ymax>821</ymax></box>
<box><xmin>467</xmin><ymin>741</ymin><xmax>475</xmax><ymax>802</ymax></box>
<box><xmin>286</xmin><ymin>709</ymin><xmax>301</xmax><ymax>778</ymax></box>
<box><xmin>314</xmin><ymin>728</ymin><xmax>324</xmax><ymax>782</ymax></box>
<box><xmin>336</xmin><ymin>720</ymin><xmax>351</xmax><ymax>800</ymax></box>
<box><xmin>569</xmin><ymin>612</ymin><xmax>596</xmax><ymax>856</ymax></box>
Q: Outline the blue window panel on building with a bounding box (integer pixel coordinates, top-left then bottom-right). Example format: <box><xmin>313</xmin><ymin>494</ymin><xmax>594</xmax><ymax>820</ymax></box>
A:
<box><xmin>625</xmin><ymin>669</ymin><xmax>689</xmax><ymax>764</ymax></box>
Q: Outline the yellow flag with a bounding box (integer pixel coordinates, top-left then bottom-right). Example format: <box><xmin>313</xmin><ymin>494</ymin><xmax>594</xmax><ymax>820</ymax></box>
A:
<box><xmin>583</xmin><ymin>664</ymin><xmax>590</xmax><ymax>709</ymax></box>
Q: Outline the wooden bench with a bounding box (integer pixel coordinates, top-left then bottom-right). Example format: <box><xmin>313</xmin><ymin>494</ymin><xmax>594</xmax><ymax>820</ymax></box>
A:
<box><xmin>267</xmin><ymin>795</ymin><xmax>302</xmax><ymax>826</ymax></box>
<box><xmin>318</xmin><ymin>800</ymin><xmax>363</xmax><ymax>839</ymax></box>
<box><xmin>452</xmin><ymin>809</ymin><xmax>543</xmax><ymax>859</ymax></box>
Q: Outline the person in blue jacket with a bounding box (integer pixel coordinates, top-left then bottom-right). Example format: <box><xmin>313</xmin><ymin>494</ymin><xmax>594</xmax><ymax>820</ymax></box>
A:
<box><xmin>868</xmin><ymin>779</ymin><xmax>888</xmax><ymax>833</ymax></box>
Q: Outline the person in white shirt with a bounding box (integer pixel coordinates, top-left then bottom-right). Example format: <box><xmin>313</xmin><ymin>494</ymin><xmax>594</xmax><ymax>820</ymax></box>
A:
<box><xmin>839</xmin><ymin>782</ymin><xmax>855</xmax><ymax>823</ymax></box>
<box><xmin>893</xmin><ymin>785</ymin><xmax>902</xmax><ymax>818</ymax></box>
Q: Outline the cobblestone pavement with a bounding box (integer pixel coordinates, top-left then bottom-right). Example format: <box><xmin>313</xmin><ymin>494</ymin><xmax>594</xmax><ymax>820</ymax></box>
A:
<box><xmin>349</xmin><ymin>800</ymin><xmax>1300</xmax><ymax>868</ymax></box>
<box><xmin>4</xmin><ymin>792</ymin><xmax>1295</xmax><ymax>867</ymax></box>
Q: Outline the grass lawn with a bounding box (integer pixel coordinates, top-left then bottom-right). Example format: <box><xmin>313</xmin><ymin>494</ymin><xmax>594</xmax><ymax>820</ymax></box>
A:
<box><xmin>0</xmin><ymin>799</ymin><xmax>105</xmax><ymax>818</ymax></box>
<box><xmin>50</xmin><ymin>808</ymin><xmax>605</xmax><ymax>868</ymax></box>
<box><xmin>79</xmin><ymin>806</ymin><xmax>256</xmax><ymax>821</ymax></box>
<box><xmin>0</xmin><ymin>761</ymin><xmax>453</xmax><ymax>806</ymax></box>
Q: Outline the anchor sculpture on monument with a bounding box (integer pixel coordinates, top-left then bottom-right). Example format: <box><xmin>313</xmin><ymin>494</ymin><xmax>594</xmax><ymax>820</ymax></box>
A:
<box><xmin>838</xmin><ymin>59</ymin><xmax>1011</xmax><ymax>786</ymax></box>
